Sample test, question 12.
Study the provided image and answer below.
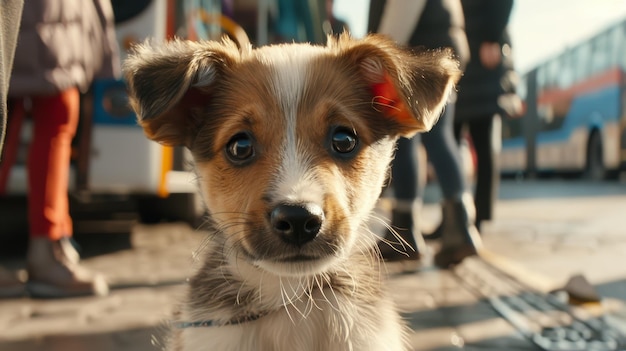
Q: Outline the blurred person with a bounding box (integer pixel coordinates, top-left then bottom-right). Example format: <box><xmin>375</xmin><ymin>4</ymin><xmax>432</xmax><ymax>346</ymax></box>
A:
<box><xmin>273</xmin><ymin>0</ymin><xmax>322</xmax><ymax>43</ymax></box>
<box><xmin>322</xmin><ymin>0</ymin><xmax>350</xmax><ymax>37</ymax></box>
<box><xmin>1</xmin><ymin>0</ymin><xmax>120</xmax><ymax>298</ymax></box>
<box><xmin>369</xmin><ymin>0</ymin><xmax>482</xmax><ymax>268</ymax></box>
<box><xmin>0</xmin><ymin>0</ymin><xmax>23</xmax><ymax>298</ymax></box>
<box><xmin>450</xmin><ymin>0</ymin><xmax>520</xmax><ymax>232</ymax></box>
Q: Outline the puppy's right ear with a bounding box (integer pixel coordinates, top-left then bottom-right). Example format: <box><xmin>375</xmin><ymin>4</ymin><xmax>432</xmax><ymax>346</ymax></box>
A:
<box><xmin>123</xmin><ymin>39</ymin><xmax>238</xmax><ymax>147</ymax></box>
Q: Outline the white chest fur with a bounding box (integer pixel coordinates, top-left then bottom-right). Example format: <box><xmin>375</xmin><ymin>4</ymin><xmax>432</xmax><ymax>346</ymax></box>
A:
<box><xmin>177</xmin><ymin>287</ymin><xmax>407</xmax><ymax>351</ymax></box>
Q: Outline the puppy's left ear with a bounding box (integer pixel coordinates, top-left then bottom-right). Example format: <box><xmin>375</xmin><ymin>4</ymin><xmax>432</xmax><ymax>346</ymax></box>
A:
<box><xmin>336</xmin><ymin>34</ymin><xmax>461</xmax><ymax>137</ymax></box>
<box><xmin>123</xmin><ymin>39</ymin><xmax>238</xmax><ymax>147</ymax></box>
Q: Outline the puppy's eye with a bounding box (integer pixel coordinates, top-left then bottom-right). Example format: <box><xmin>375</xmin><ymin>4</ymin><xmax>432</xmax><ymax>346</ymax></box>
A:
<box><xmin>331</xmin><ymin>128</ymin><xmax>358</xmax><ymax>154</ymax></box>
<box><xmin>226</xmin><ymin>133</ymin><xmax>254</xmax><ymax>163</ymax></box>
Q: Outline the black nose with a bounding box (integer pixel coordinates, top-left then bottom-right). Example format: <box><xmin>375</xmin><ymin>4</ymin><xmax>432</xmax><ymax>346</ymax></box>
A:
<box><xmin>270</xmin><ymin>203</ymin><xmax>324</xmax><ymax>246</ymax></box>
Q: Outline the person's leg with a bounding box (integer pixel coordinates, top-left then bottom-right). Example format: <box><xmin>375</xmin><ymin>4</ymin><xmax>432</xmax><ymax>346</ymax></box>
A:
<box><xmin>378</xmin><ymin>135</ymin><xmax>424</xmax><ymax>265</ymax></box>
<box><xmin>27</xmin><ymin>89</ymin><xmax>79</xmax><ymax>240</ymax></box>
<box><xmin>422</xmin><ymin>102</ymin><xmax>481</xmax><ymax>268</ymax></box>
<box><xmin>467</xmin><ymin>115</ymin><xmax>501</xmax><ymax>230</ymax></box>
<box><xmin>0</xmin><ymin>98</ymin><xmax>27</xmax><ymax>298</ymax></box>
<box><xmin>391</xmin><ymin>136</ymin><xmax>420</xmax><ymax>204</ymax></box>
<box><xmin>26</xmin><ymin>88</ymin><xmax>108</xmax><ymax>298</ymax></box>
<box><xmin>422</xmin><ymin>101</ymin><xmax>465</xmax><ymax>200</ymax></box>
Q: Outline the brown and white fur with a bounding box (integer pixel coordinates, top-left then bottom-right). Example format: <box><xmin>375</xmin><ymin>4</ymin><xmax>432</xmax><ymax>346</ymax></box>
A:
<box><xmin>123</xmin><ymin>33</ymin><xmax>460</xmax><ymax>351</ymax></box>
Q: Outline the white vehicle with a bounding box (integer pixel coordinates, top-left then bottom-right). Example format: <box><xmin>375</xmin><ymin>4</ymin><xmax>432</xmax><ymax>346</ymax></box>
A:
<box><xmin>1</xmin><ymin>0</ymin><xmax>216</xmax><ymax>230</ymax></box>
<box><xmin>1</xmin><ymin>0</ymin><xmax>330</xmax><ymax>231</ymax></box>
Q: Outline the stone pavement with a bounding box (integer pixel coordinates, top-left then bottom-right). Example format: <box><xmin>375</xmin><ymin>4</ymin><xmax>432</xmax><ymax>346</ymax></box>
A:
<box><xmin>0</xmin><ymin>179</ymin><xmax>625</xmax><ymax>351</ymax></box>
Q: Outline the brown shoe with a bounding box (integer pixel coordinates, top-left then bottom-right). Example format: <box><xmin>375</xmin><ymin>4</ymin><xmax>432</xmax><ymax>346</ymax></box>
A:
<box><xmin>26</xmin><ymin>237</ymin><xmax>109</xmax><ymax>298</ymax></box>
<box><xmin>0</xmin><ymin>266</ymin><xmax>25</xmax><ymax>298</ymax></box>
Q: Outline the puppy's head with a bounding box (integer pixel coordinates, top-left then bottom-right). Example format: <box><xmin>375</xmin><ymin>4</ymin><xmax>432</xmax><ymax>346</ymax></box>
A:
<box><xmin>124</xmin><ymin>34</ymin><xmax>460</xmax><ymax>276</ymax></box>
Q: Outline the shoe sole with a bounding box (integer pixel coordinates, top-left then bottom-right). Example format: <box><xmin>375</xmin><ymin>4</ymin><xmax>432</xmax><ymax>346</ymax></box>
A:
<box><xmin>26</xmin><ymin>280</ymin><xmax>109</xmax><ymax>299</ymax></box>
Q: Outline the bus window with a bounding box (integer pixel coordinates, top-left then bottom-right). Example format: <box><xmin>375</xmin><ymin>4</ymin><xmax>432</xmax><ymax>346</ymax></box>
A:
<box><xmin>536</xmin><ymin>64</ymin><xmax>547</xmax><ymax>91</ymax></box>
<box><xmin>609</xmin><ymin>25</ymin><xmax>623</xmax><ymax>68</ymax></box>
<box><xmin>573</xmin><ymin>42</ymin><xmax>591</xmax><ymax>83</ymax></box>
<box><xmin>545</xmin><ymin>59</ymin><xmax>560</xmax><ymax>90</ymax></box>
<box><xmin>620</xmin><ymin>23</ymin><xmax>626</xmax><ymax>70</ymax></box>
<box><xmin>591</xmin><ymin>33</ymin><xmax>610</xmax><ymax>74</ymax></box>
<box><xmin>558</xmin><ymin>50</ymin><xmax>574</xmax><ymax>88</ymax></box>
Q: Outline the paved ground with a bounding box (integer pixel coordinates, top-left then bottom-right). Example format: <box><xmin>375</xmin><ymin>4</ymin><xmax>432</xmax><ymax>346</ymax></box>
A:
<box><xmin>1</xmin><ymin>179</ymin><xmax>625</xmax><ymax>351</ymax></box>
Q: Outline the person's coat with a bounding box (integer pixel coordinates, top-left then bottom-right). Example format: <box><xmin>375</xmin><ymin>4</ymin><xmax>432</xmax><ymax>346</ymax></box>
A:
<box><xmin>368</xmin><ymin>0</ymin><xmax>469</xmax><ymax>69</ymax></box>
<box><xmin>8</xmin><ymin>0</ymin><xmax>120</xmax><ymax>97</ymax></box>
<box><xmin>455</xmin><ymin>0</ymin><xmax>521</xmax><ymax>122</ymax></box>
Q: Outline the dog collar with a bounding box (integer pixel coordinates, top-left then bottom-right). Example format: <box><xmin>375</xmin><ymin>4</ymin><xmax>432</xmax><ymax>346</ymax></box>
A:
<box><xmin>173</xmin><ymin>313</ymin><xmax>266</xmax><ymax>329</ymax></box>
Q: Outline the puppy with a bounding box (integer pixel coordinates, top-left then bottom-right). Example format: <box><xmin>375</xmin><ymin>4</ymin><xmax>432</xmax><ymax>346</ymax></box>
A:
<box><xmin>124</xmin><ymin>33</ymin><xmax>460</xmax><ymax>351</ymax></box>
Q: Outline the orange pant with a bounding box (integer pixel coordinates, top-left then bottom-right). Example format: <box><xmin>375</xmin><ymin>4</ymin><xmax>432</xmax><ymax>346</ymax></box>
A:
<box><xmin>11</xmin><ymin>88</ymin><xmax>79</xmax><ymax>240</ymax></box>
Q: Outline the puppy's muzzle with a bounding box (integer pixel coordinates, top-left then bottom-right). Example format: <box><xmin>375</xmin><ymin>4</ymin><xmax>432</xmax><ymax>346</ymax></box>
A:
<box><xmin>270</xmin><ymin>203</ymin><xmax>325</xmax><ymax>247</ymax></box>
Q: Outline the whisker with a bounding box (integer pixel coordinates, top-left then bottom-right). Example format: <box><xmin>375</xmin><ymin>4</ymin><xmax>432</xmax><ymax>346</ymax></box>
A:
<box><xmin>369</xmin><ymin>214</ymin><xmax>415</xmax><ymax>257</ymax></box>
<box><xmin>279</xmin><ymin>277</ymin><xmax>298</xmax><ymax>324</ymax></box>
<box><xmin>371</xmin><ymin>96</ymin><xmax>401</xmax><ymax>113</ymax></box>
<box><xmin>321</xmin><ymin>273</ymin><xmax>342</xmax><ymax>313</ymax></box>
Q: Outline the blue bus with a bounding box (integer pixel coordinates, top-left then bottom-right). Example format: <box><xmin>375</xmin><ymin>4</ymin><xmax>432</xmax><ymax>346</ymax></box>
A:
<box><xmin>501</xmin><ymin>19</ymin><xmax>626</xmax><ymax>179</ymax></box>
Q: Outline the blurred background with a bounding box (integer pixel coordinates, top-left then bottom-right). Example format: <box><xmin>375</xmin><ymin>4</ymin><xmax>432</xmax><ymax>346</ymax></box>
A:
<box><xmin>337</xmin><ymin>0</ymin><xmax>626</xmax><ymax>72</ymax></box>
<box><xmin>2</xmin><ymin>0</ymin><xmax>626</xmax><ymax>235</ymax></box>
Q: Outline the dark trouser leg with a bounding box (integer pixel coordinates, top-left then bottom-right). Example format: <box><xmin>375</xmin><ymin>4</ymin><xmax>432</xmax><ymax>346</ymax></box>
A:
<box><xmin>422</xmin><ymin>100</ymin><xmax>466</xmax><ymax>200</ymax></box>
<box><xmin>422</xmin><ymin>100</ymin><xmax>475</xmax><ymax>245</ymax></box>
<box><xmin>379</xmin><ymin>136</ymin><xmax>423</xmax><ymax>265</ymax></box>
<box><xmin>466</xmin><ymin>115</ymin><xmax>501</xmax><ymax>229</ymax></box>
<box><xmin>391</xmin><ymin>136</ymin><xmax>420</xmax><ymax>203</ymax></box>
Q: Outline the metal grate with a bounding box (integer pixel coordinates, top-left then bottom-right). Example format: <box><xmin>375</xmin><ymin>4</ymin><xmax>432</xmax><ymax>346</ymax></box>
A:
<box><xmin>454</xmin><ymin>257</ymin><xmax>626</xmax><ymax>351</ymax></box>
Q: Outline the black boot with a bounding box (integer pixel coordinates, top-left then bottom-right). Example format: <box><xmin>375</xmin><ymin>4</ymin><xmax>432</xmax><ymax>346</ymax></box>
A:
<box><xmin>433</xmin><ymin>194</ymin><xmax>482</xmax><ymax>268</ymax></box>
<box><xmin>377</xmin><ymin>205</ymin><xmax>424</xmax><ymax>272</ymax></box>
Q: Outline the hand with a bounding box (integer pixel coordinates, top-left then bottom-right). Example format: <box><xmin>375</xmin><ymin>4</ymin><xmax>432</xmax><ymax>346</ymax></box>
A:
<box><xmin>479</xmin><ymin>42</ymin><xmax>501</xmax><ymax>69</ymax></box>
